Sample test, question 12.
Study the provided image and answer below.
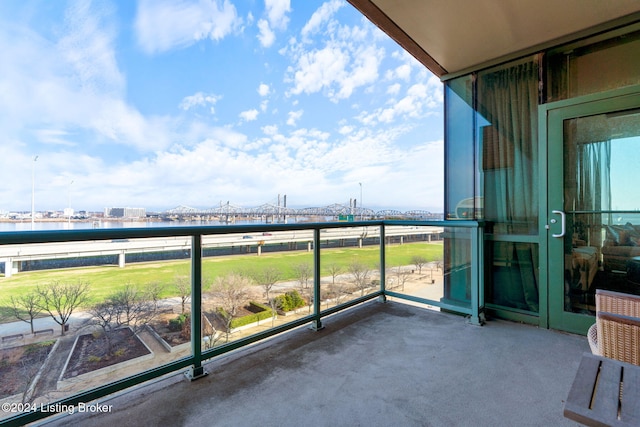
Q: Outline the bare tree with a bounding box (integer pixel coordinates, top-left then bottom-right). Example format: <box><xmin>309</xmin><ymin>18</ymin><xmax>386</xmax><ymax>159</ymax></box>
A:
<box><xmin>210</xmin><ymin>272</ymin><xmax>251</xmax><ymax>341</ymax></box>
<box><xmin>174</xmin><ymin>275</ymin><xmax>191</xmax><ymax>314</ymax></box>
<box><xmin>36</xmin><ymin>281</ymin><xmax>90</xmax><ymax>336</ymax></box>
<box><xmin>293</xmin><ymin>262</ymin><xmax>313</xmax><ymax>313</ymax></box>
<box><xmin>330</xmin><ymin>280</ymin><xmax>349</xmax><ymax>305</ymax></box>
<box><xmin>411</xmin><ymin>256</ymin><xmax>428</xmax><ymax>274</ymax></box>
<box><xmin>251</xmin><ymin>266</ymin><xmax>282</xmax><ymax>303</ymax></box>
<box><xmin>8</xmin><ymin>292</ymin><xmax>42</xmax><ymax>334</ymax></box>
<box><xmin>146</xmin><ymin>281</ymin><xmax>164</xmax><ymax>311</ymax></box>
<box><xmin>267</xmin><ymin>296</ymin><xmax>283</xmax><ymax>327</ymax></box>
<box><xmin>327</xmin><ymin>263</ymin><xmax>342</xmax><ymax>286</ymax></box>
<box><xmin>394</xmin><ymin>266</ymin><xmax>411</xmax><ymax>291</ymax></box>
<box><xmin>90</xmin><ymin>283</ymin><xmax>158</xmax><ymax>356</ymax></box>
<box><xmin>91</xmin><ymin>301</ymin><xmax>120</xmax><ymax>357</ymax></box>
<box><xmin>110</xmin><ymin>283</ymin><xmax>158</xmax><ymax>333</ymax></box>
<box><xmin>348</xmin><ymin>261</ymin><xmax>371</xmax><ymax>296</ymax></box>
<box><xmin>202</xmin><ymin>315</ymin><xmax>223</xmax><ymax>350</ymax></box>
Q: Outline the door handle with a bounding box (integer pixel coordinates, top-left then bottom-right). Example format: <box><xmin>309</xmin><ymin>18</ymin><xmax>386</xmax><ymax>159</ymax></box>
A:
<box><xmin>551</xmin><ymin>210</ymin><xmax>566</xmax><ymax>238</ymax></box>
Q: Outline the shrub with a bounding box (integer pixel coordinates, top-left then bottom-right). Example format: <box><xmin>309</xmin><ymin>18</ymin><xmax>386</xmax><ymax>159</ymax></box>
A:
<box><xmin>88</xmin><ymin>355</ymin><xmax>101</xmax><ymax>363</ymax></box>
<box><xmin>168</xmin><ymin>314</ymin><xmax>188</xmax><ymax>332</ymax></box>
<box><xmin>275</xmin><ymin>290</ymin><xmax>306</xmax><ymax>312</ymax></box>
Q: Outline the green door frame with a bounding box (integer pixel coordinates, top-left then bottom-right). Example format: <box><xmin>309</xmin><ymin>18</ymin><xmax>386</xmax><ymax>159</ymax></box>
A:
<box><xmin>539</xmin><ymin>85</ymin><xmax>640</xmax><ymax>334</ymax></box>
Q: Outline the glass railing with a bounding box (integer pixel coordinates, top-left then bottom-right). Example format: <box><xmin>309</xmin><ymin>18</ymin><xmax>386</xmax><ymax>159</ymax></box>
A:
<box><xmin>0</xmin><ymin>220</ymin><xmax>482</xmax><ymax>426</ymax></box>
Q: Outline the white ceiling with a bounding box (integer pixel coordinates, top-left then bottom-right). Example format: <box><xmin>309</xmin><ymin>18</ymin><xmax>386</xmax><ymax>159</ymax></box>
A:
<box><xmin>349</xmin><ymin>0</ymin><xmax>640</xmax><ymax>76</ymax></box>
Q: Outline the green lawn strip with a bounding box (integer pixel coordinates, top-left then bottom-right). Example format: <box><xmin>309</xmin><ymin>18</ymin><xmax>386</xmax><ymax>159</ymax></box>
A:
<box><xmin>0</xmin><ymin>242</ymin><xmax>442</xmax><ymax>322</ymax></box>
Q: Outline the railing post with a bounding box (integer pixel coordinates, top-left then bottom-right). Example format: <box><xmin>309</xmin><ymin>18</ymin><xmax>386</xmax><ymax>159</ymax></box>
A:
<box><xmin>469</xmin><ymin>224</ymin><xmax>485</xmax><ymax>326</ymax></box>
<box><xmin>186</xmin><ymin>234</ymin><xmax>207</xmax><ymax>380</ymax></box>
<box><xmin>310</xmin><ymin>228</ymin><xmax>324</xmax><ymax>331</ymax></box>
<box><xmin>379</xmin><ymin>225</ymin><xmax>386</xmax><ymax>302</ymax></box>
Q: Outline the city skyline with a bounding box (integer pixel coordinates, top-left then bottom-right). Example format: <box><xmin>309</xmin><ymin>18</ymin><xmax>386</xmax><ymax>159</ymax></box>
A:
<box><xmin>0</xmin><ymin>1</ymin><xmax>444</xmax><ymax>214</ymax></box>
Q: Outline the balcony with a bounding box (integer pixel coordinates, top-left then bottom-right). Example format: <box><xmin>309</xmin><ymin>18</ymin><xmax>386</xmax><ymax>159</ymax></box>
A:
<box><xmin>0</xmin><ymin>221</ymin><xmax>588</xmax><ymax>426</ymax></box>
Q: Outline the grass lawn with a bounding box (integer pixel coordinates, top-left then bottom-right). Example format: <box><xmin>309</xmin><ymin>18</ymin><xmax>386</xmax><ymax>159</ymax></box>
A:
<box><xmin>0</xmin><ymin>242</ymin><xmax>443</xmax><ymax>322</ymax></box>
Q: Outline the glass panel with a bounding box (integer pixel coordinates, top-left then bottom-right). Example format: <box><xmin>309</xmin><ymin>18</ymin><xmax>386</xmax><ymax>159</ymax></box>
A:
<box><xmin>384</xmin><ymin>225</ymin><xmax>444</xmax><ymax>310</ymax></box>
<box><xmin>319</xmin><ymin>226</ymin><xmax>381</xmax><ymax>312</ymax></box>
<box><xmin>563</xmin><ymin>111</ymin><xmax>640</xmax><ymax>315</ymax></box>
<box><xmin>486</xmin><ymin>242</ymin><xmax>539</xmax><ymax>312</ymax></box>
<box><xmin>202</xmin><ymin>230</ymin><xmax>314</xmax><ymax>347</ymax></box>
<box><xmin>548</xmin><ymin>30</ymin><xmax>640</xmax><ymax>102</ymax></box>
<box><xmin>442</xmin><ymin>227</ymin><xmax>472</xmax><ymax>309</ymax></box>
<box><xmin>445</xmin><ymin>76</ymin><xmax>476</xmax><ymax>220</ymax></box>
<box><xmin>476</xmin><ymin>57</ymin><xmax>539</xmax><ymax>235</ymax></box>
<box><xmin>0</xmin><ymin>237</ymin><xmax>191</xmax><ymax>421</ymax></box>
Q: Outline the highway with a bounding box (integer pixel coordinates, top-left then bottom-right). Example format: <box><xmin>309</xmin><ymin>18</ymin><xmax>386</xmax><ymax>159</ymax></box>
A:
<box><xmin>0</xmin><ymin>226</ymin><xmax>442</xmax><ymax>277</ymax></box>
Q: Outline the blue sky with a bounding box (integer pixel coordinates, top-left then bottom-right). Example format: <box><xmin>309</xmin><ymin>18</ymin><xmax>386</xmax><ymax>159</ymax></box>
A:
<box><xmin>0</xmin><ymin>0</ymin><xmax>444</xmax><ymax>214</ymax></box>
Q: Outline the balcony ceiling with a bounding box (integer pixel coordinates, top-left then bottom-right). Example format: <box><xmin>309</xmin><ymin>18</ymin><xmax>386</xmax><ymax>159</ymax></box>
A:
<box><xmin>348</xmin><ymin>0</ymin><xmax>640</xmax><ymax>77</ymax></box>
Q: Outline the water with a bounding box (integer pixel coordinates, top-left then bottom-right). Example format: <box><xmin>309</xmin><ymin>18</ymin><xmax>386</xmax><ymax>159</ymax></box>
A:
<box><xmin>0</xmin><ymin>217</ymin><xmax>309</xmax><ymax>232</ymax></box>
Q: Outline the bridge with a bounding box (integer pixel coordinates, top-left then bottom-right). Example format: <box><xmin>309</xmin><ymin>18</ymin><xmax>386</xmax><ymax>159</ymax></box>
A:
<box><xmin>160</xmin><ymin>202</ymin><xmax>439</xmax><ymax>220</ymax></box>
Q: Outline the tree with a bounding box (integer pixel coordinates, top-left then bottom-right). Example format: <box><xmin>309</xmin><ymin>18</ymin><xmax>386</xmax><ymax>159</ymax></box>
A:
<box><xmin>146</xmin><ymin>281</ymin><xmax>164</xmax><ymax>311</ymax></box>
<box><xmin>8</xmin><ymin>292</ymin><xmax>42</xmax><ymax>335</ymax></box>
<box><xmin>327</xmin><ymin>263</ymin><xmax>342</xmax><ymax>286</ymax></box>
<box><xmin>91</xmin><ymin>301</ymin><xmax>121</xmax><ymax>357</ymax></box>
<box><xmin>36</xmin><ymin>281</ymin><xmax>90</xmax><ymax>336</ymax></box>
<box><xmin>293</xmin><ymin>263</ymin><xmax>313</xmax><ymax>313</ymax></box>
<box><xmin>267</xmin><ymin>296</ymin><xmax>283</xmax><ymax>327</ymax></box>
<box><xmin>109</xmin><ymin>283</ymin><xmax>158</xmax><ymax>332</ymax></box>
<box><xmin>251</xmin><ymin>266</ymin><xmax>282</xmax><ymax>303</ymax></box>
<box><xmin>174</xmin><ymin>275</ymin><xmax>191</xmax><ymax>314</ymax></box>
<box><xmin>394</xmin><ymin>266</ymin><xmax>411</xmax><ymax>291</ymax></box>
<box><xmin>348</xmin><ymin>261</ymin><xmax>371</xmax><ymax>296</ymax></box>
<box><xmin>210</xmin><ymin>272</ymin><xmax>251</xmax><ymax>341</ymax></box>
<box><xmin>91</xmin><ymin>283</ymin><xmax>159</xmax><ymax>356</ymax></box>
<box><xmin>202</xmin><ymin>315</ymin><xmax>223</xmax><ymax>350</ymax></box>
<box><xmin>411</xmin><ymin>256</ymin><xmax>428</xmax><ymax>274</ymax></box>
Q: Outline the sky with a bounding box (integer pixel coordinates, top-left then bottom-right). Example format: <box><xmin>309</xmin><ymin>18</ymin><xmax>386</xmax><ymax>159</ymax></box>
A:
<box><xmin>0</xmin><ymin>0</ymin><xmax>444</xmax><ymax>214</ymax></box>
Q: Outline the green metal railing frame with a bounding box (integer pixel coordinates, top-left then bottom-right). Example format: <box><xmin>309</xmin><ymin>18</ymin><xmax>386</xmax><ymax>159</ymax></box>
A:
<box><xmin>0</xmin><ymin>220</ymin><xmax>482</xmax><ymax>426</ymax></box>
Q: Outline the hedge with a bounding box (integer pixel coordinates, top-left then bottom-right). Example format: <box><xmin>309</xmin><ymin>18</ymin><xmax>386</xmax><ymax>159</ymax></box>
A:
<box><xmin>219</xmin><ymin>302</ymin><xmax>274</xmax><ymax>329</ymax></box>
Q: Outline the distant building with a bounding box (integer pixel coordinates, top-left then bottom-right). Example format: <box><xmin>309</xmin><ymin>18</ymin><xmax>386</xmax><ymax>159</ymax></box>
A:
<box><xmin>104</xmin><ymin>207</ymin><xmax>146</xmax><ymax>218</ymax></box>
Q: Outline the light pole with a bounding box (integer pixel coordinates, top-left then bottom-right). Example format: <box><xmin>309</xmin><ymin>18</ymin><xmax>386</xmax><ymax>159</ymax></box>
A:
<box><xmin>31</xmin><ymin>155</ymin><xmax>38</xmax><ymax>230</ymax></box>
<box><xmin>359</xmin><ymin>182</ymin><xmax>363</xmax><ymax>220</ymax></box>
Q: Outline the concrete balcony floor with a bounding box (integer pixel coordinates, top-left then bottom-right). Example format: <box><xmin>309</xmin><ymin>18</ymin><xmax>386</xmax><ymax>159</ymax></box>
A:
<box><xmin>37</xmin><ymin>301</ymin><xmax>588</xmax><ymax>427</ymax></box>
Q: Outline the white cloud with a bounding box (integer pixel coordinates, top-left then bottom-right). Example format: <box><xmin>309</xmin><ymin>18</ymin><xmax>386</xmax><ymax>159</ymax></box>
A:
<box><xmin>257</xmin><ymin>0</ymin><xmax>291</xmax><ymax>47</ymax></box>
<box><xmin>135</xmin><ymin>0</ymin><xmax>241</xmax><ymax>54</ymax></box>
<box><xmin>180</xmin><ymin>92</ymin><xmax>222</xmax><ymax>113</ymax></box>
<box><xmin>258</xmin><ymin>83</ymin><xmax>271</xmax><ymax>96</ymax></box>
<box><xmin>262</xmin><ymin>124</ymin><xmax>278</xmax><ymax>136</ymax></box>
<box><xmin>286</xmin><ymin>110</ymin><xmax>303</xmax><ymax>126</ymax></box>
<box><xmin>257</xmin><ymin>19</ymin><xmax>275</xmax><ymax>47</ymax></box>
<box><xmin>301</xmin><ymin>0</ymin><xmax>343</xmax><ymax>37</ymax></box>
<box><xmin>34</xmin><ymin>129</ymin><xmax>75</xmax><ymax>146</ymax></box>
<box><xmin>357</xmin><ymin>76</ymin><xmax>443</xmax><ymax>125</ymax></box>
<box><xmin>239</xmin><ymin>109</ymin><xmax>259</xmax><ymax>122</ymax></box>
<box><xmin>265</xmin><ymin>0</ymin><xmax>291</xmax><ymax>30</ymax></box>
<box><xmin>387</xmin><ymin>83</ymin><xmax>401</xmax><ymax>95</ymax></box>
<box><xmin>286</xmin><ymin>11</ymin><xmax>385</xmax><ymax>102</ymax></box>
<box><xmin>58</xmin><ymin>1</ymin><xmax>124</xmax><ymax>96</ymax></box>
